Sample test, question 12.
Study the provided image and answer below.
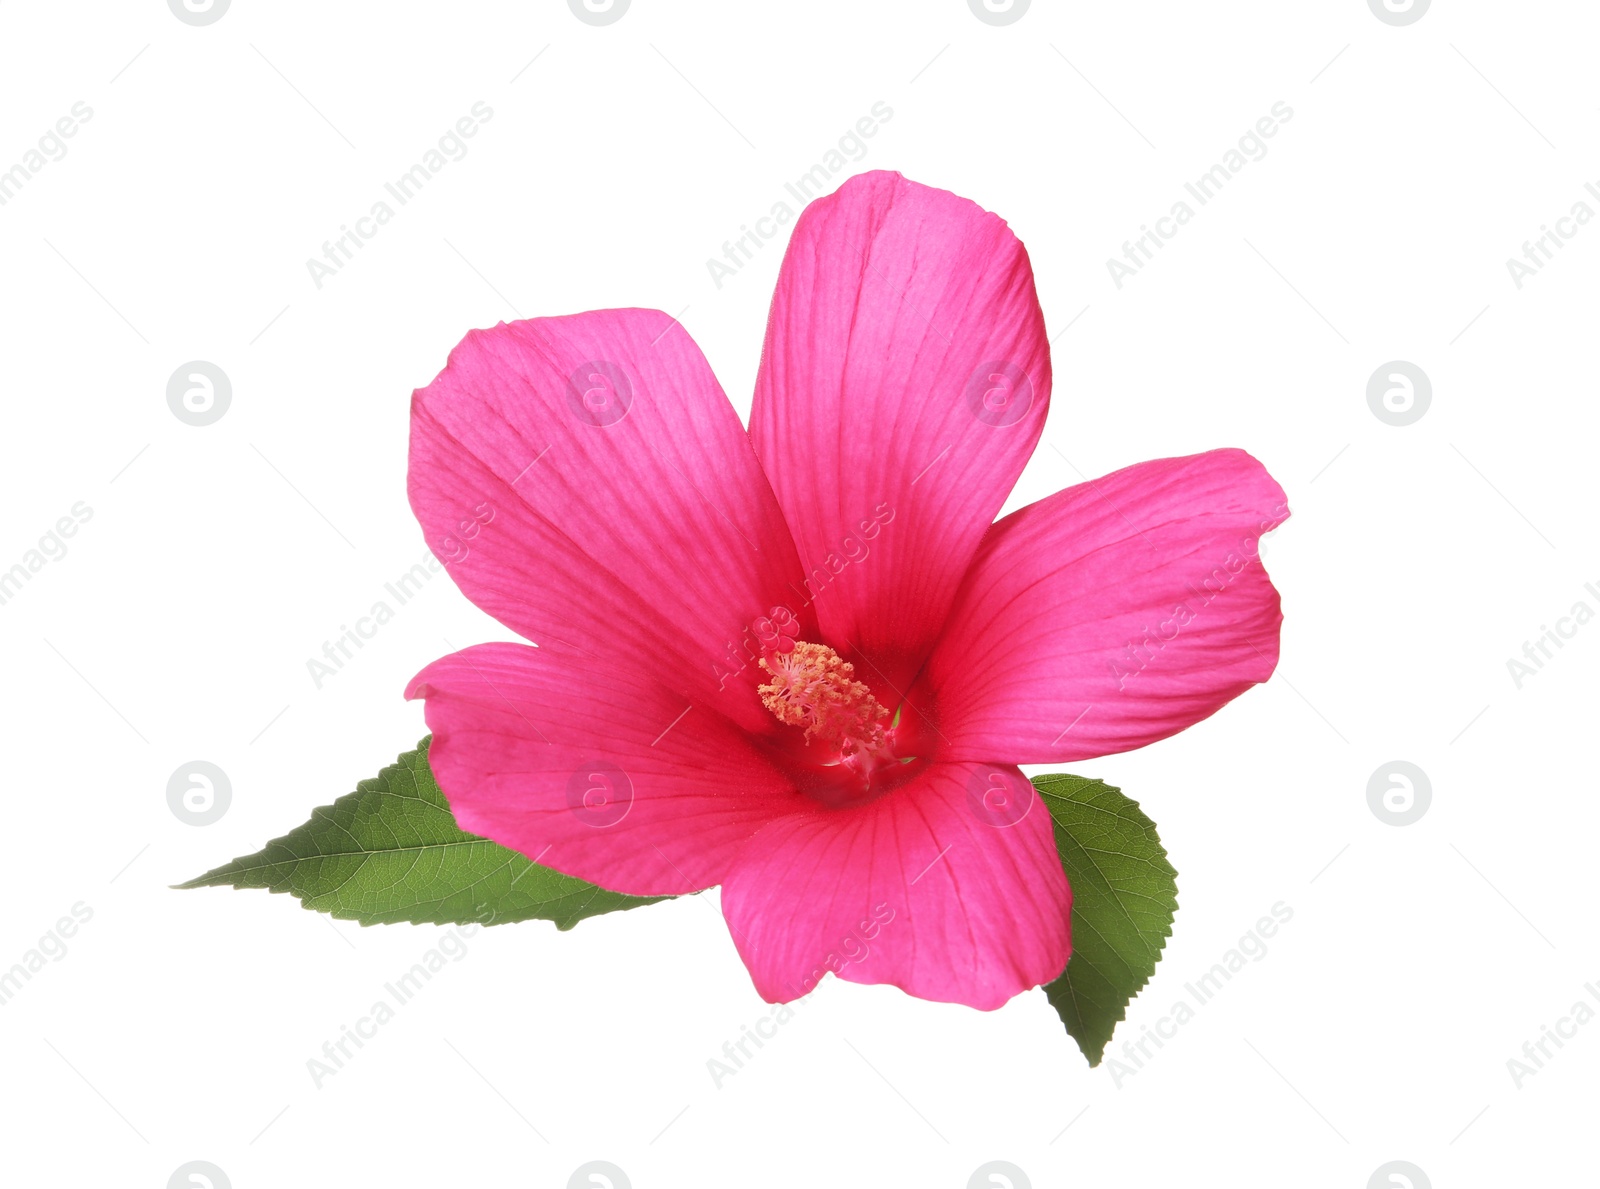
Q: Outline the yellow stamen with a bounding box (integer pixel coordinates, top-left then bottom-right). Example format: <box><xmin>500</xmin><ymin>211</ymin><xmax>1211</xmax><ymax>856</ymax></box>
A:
<box><xmin>757</xmin><ymin>641</ymin><xmax>887</xmax><ymax>755</ymax></box>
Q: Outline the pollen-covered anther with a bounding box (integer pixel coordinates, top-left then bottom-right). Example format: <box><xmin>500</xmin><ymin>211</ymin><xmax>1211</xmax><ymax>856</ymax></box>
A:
<box><xmin>757</xmin><ymin>641</ymin><xmax>887</xmax><ymax>754</ymax></box>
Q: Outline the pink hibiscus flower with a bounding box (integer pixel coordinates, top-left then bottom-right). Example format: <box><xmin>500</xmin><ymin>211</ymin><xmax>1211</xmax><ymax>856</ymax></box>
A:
<box><xmin>405</xmin><ymin>171</ymin><xmax>1288</xmax><ymax>1011</ymax></box>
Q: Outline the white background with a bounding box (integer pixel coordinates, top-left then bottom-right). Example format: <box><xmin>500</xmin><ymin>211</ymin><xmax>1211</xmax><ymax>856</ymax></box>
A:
<box><xmin>1</xmin><ymin>1</ymin><xmax>1595</xmax><ymax>1186</ymax></box>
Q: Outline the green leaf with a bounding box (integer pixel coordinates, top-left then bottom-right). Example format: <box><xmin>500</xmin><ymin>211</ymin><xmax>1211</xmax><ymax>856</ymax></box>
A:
<box><xmin>1034</xmin><ymin>773</ymin><xmax>1178</xmax><ymax>1067</ymax></box>
<box><xmin>177</xmin><ymin>737</ymin><xmax>667</xmax><ymax>929</ymax></box>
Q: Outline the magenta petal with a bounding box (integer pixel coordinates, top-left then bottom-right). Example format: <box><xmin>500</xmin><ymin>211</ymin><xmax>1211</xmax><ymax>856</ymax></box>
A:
<box><xmin>750</xmin><ymin>171</ymin><xmax>1051</xmax><ymax>691</ymax></box>
<box><xmin>409</xmin><ymin>310</ymin><xmax>810</xmax><ymax>735</ymax></box>
<box><xmin>718</xmin><ymin>763</ymin><xmax>1071</xmax><ymax>1010</ymax></box>
<box><xmin>407</xmin><ymin>643</ymin><xmax>799</xmax><ymax>896</ymax></box>
<box><xmin>918</xmin><ymin>449</ymin><xmax>1290</xmax><ymax>764</ymax></box>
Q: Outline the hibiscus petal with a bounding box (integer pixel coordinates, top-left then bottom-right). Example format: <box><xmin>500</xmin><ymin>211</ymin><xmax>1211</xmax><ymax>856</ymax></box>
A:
<box><xmin>407</xmin><ymin>642</ymin><xmax>800</xmax><ymax>896</ymax></box>
<box><xmin>749</xmin><ymin>171</ymin><xmax>1051</xmax><ymax>694</ymax></box>
<box><xmin>718</xmin><ymin>762</ymin><xmax>1071</xmax><ymax>1010</ymax></box>
<box><xmin>917</xmin><ymin>449</ymin><xmax>1290</xmax><ymax>764</ymax></box>
<box><xmin>409</xmin><ymin>310</ymin><xmax>810</xmax><ymax>735</ymax></box>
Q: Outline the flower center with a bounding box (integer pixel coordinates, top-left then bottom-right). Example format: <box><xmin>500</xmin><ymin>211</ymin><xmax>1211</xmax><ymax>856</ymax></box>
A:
<box><xmin>749</xmin><ymin>608</ymin><xmax>928</xmax><ymax>804</ymax></box>
<box><xmin>758</xmin><ymin>641</ymin><xmax>889</xmax><ymax>757</ymax></box>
